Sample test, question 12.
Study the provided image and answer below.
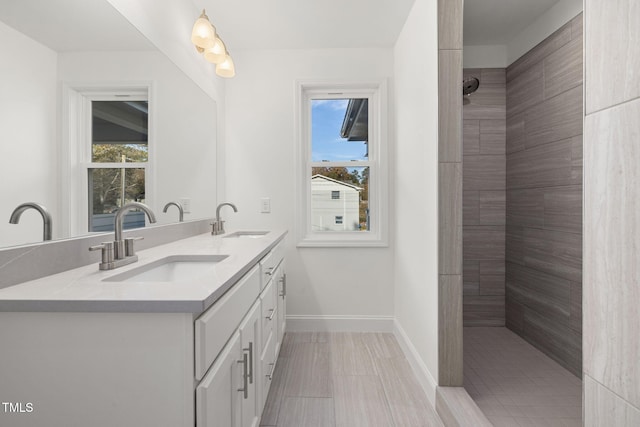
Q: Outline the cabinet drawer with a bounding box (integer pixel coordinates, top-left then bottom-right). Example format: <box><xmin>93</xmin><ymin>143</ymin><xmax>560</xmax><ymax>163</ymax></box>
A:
<box><xmin>260</xmin><ymin>280</ymin><xmax>277</xmax><ymax>349</ymax></box>
<box><xmin>195</xmin><ymin>265</ymin><xmax>261</xmax><ymax>380</ymax></box>
<box><xmin>260</xmin><ymin>329</ymin><xmax>277</xmax><ymax>409</ymax></box>
<box><xmin>259</xmin><ymin>243</ymin><xmax>284</xmax><ymax>290</ymax></box>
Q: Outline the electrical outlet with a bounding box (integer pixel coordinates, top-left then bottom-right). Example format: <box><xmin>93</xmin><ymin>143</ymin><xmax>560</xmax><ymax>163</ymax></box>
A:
<box><xmin>180</xmin><ymin>198</ymin><xmax>191</xmax><ymax>213</ymax></box>
<box><xmin>261</xmin><ymin>198</ymin><xmax>271</xmax><ymax>213</ymax></box>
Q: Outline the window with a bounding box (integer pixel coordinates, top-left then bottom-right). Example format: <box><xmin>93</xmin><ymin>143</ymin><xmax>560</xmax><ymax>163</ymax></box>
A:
<box><xmin>62</xmin><ymin>86</ymin><xmax>153</xmax><ymax>236</ymax></box>
<box><xmin>296</xmin><ymin>81</ymin><xmax>388</xmax><ymax>247</ymax></box>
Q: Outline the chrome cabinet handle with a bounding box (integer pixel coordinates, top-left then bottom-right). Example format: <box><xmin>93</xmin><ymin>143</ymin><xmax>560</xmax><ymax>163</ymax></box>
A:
<box><xmin>279</xmin><ymin>273</ymin><xmax>287</xmax><ymax>297</ymax></box>
<box><xmin>265</xmin><ymin>266</ymin><xmax>274</xmax><ymax>276</ymax></box>
<box><xmin>243</xmin><ymin>342</ymin><xmax>254</xmax><ymax>384</ymax></box>
<box><xmin>265</xmin><ymin>308</ymin><xmax>275</xmax><ymax>321</ymax></box>
<box><xmin>237</xmin><ymin>352</ymin><xmax>248</xmax><ymax>399</ymax></box>
<box><xmin>266</xmin><ymin>362</ymin><xmax>275</xmax><ymax>381</ymax></box>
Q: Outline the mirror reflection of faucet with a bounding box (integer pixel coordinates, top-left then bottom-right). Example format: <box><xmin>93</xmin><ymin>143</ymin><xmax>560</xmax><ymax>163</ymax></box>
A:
<box><xmin>9</xmin><ymin>202</ymin><xmax>52</xmax><ymax>241</ymax></box>
<box><xmin>163</xmin><ymin>202</ymin><xmax>184</xmax><ymax>222</ymax></box>
<box><xmin>212</xmin><ymin>202</ymin><xmax>238</xmax><ymax>235</ymax></box>
<box><xmin>89</xmin><ymin>202</ymin><xmax>156</xmax><ymax>270</ymax></box>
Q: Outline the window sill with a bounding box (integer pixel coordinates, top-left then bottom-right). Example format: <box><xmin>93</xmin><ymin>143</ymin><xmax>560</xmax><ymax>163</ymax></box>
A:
<box><xmin>296</xmin><ymin>233</ymin><xmax>388</xmax><ymax>248</ymax></box>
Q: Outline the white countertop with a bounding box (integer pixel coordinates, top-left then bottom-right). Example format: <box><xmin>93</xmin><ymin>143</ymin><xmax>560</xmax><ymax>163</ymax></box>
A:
<box><xmin>0</xmin><ymin>229</ymin><xmax>287</xmax><ymax>314</ymax></box>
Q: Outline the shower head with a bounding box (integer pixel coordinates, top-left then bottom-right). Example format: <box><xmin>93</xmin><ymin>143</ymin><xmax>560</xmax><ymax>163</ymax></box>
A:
<box><xmin>463</xmin><ymin>77</ymin><xmax>480</xmax><ymax>96</ymax></box>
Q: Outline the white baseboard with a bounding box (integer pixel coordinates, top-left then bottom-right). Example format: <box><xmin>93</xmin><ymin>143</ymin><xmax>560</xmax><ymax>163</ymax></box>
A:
<box><xmin>285</xmin><ymin>315</ymin><xmax>394</xmax><ymax>332</ymax></box>
<box><xmin>393</xmin><ymin>319</ymin><xmax>438</xmax><ymax>406</ymax></box>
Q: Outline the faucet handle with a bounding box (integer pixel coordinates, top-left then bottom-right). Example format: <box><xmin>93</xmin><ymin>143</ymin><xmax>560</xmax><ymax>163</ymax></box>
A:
<box><xmin>89</xmin><ymin>242</ymin><xmax>115</xmax><ymax>266</ymax></box>
<box><xmin>125</xmin><ymin>237</ymin><xmax>144</xmax><ymax>257</ymax></box>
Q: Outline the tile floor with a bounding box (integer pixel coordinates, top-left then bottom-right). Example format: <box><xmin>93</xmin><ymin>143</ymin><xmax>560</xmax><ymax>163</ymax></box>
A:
<box><xmin>464</xmin><ymin>327</ymin><xmax>582</xmax><ymax>427</ymax></box>
<box><xmin>260</xmin><ymin>332</ymin><xmax>444</xmax><ymax>427</ymax></box>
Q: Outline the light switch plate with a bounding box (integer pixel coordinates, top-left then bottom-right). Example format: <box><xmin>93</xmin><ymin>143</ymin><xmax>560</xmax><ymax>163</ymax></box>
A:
<box><xmin>180</xmin><ymin>198</ymin><xmax>191</xmax><ymax>213</ymax></box>
<box><xmin>261</xmin><ymin>198</ymin><xmax>271</xmax><ymax>213</ymax></box>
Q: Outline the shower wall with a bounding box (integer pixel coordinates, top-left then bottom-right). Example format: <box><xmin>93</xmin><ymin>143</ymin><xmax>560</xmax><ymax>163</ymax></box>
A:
<box><xmin>462</xmin><ymin>68</ymin><xmax>506</xmax><ymax>326</ymax></box>
<box><xmin>505</xmin><ymin>14</ymin><xmax>583</xmax><ymax>376</ymax></box>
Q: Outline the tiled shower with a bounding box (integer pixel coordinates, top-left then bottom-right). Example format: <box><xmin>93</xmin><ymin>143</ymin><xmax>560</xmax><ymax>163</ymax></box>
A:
<box><xmin>463</xmin><ymin>13</ymin><xmax>583</xmax><ymax>377</ymax></box>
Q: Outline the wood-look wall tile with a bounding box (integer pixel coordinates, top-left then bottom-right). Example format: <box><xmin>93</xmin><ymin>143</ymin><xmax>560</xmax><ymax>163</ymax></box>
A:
<box><xmin>463</xmin><ymin>295</ymin><xmax>505</xmax><ymax>326</ymax></box>
<box><xmin>479</xmin><ymin>191</ymin><xmax>506</xmax><ymax>225</ymax></box>
<box><xmin>506</xmin><ymin>226</ymin><xmax>524</xmax><ymax>265</ymax></box>
<box><xmin>584</xmin><ymin>100</ymin><xmax>640</xmax><ymax>407</ymax></box>
<box><xmin>480</xmin><ymin>260</ymin><xmax>505</xmax><ymax>275</ymax></box>
<box><xmin>506</xmin><ymin>188</ymin><xmax>544</xmax><ymax>228</ymax></box>
<box><xmin>584</xmin><ymin>375</ymin><xmax>640</xmax><ymax>427</ymax></box>
<box><xmin>506</xmin><ymin>137</ymin><xmax>575</xmax><ymax>189</ymax></box>
<box><xmin>480</xmin><ymin>119</ymin><xmax>506</xmax><ymax>135</ymax></box>
<box><xmin>479</xmin><ymin>275</ymin><xmax>505</xmax><ymax>296</ymax></box>
<box><xmin>521</xmin><ymin>309</ymin><xmax>582</xmax><ymax>376</ymax></box>
<box><xmin>463</xmin><ymin>120</ymin><xmax>480</xmax><ymax>155</ymax></box>
<box><xmin>544</xmin><ymin>185</ymin><xmax>582</xmax><ymax>234</ymax></box>
<box><xmin>506</xmin><ymin>263</ymin><xmax>571</xmax><ymax>322</ymax></box>
<box><xmin>440</xmin><ymin>163</ymin><xmax>463</xmax><ymax>274</ymax></box>
<box><xmin>522</xmin><ymin>228</ymin><xmax>582</xmax><ymax>283</ymax></box>
<box><xmin>480</xmin><ymin>68</ymin><xmax>506</xmax><ymax>85</ymax></box>
<box><xmin>544</xmin><ymin>36</ymin><xmax>583</xmax><ymax>100</ymax></box>
<box><xmin>438</xmin><ymin>0</ymin><xmax>463</xmax><ymax>49</ymax></box>
<box><xmin>439</xmin><ymin>275</ymin><xmax>463</xmax><ymax>386</ymax></box>
<box><xmin>570</xmin><ymin>281</ymin><xmax>582</xmax><ymax>334</ymax></box>
<box><xmin>507</xmin><ymin>62</ymin><xmax>544</xmax><ymax>119</ymax></box>
<box><xmin>463</xmin><ymin>226</ymin><xmax>505</xmax><ymax>261</ymax></box>
<box><xmin>479</xmin><ymin>133</ymin><xmax>506</xmax><ymax>155</ymax></box>
<box><xmin>277</xmin><ymin>398</ymin><xmax>335</xmax><ymax>427</ymax></box>
<box><xmin>507</xmin><ymin>22</ymin><xmax>572</xmax><ymax>82</ymax></box>
<box><xmin>463</xmin><ymin>190</ymin><xmax>479</xmax><ymax>226</ymax></box>
<box><xmin>333</xmin><ymin>376</ymin><xmax>394</xmax><ymax>427</ymax></box>
<box><xmin>505</xmin><ymin>292</ymin><xmax>525</xmax><ymax>333</ymax></box>
<box><xmin>506</xmin><ymin>113</ymin><xmax>526</xmax><ymax>154</ymax></box>
<box><xmin>571</xmin><ymin>12</ymin><xmax>583</xmax><ymax>41</ymax></box>
<box><xmin>463</xmin><ymin>155</ymin><xmax>506</xmax><ymax>191</ymax></box>
<box><xmin>463</xmin><ymin>260</ymin><xmax>480</xmax><ymax>296</ymax></box>
<box><xmin>585</xmin><ymin>0</ymin><xmax>640</xmax><ymax>113</ymax></box>
<box><xmin>464</xmin><ymin>68</ymin><xmax>481</xmax><ymax>80</ymax></box>
<box><xmin>571</xmin><ymin>134</ymin><xmax>583</xmax><ymax>183</ymax></box>
<box><xmin>439</xmin><ymin>50</ymin><xmax>463</xmax><ymax>162</ymax></box>
<box><xmin>462</xmin><ymin>85</ymin><xmax>506</xmax><ymax>120</ymax></box>
<box><xmin>525</xmin><ymin>85</ymin><xmax>583</xmax><ymax>149</ymax></box>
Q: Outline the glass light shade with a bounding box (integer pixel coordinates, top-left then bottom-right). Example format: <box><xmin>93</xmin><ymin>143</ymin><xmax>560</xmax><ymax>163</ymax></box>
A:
<box><xmin>216</xmin><ymin>54</ymin><xmax>235</xmax><ymax>78</ymax></box>
<box><xmin>203</xmin><ymin>37</ymin><xmax>226</xmax><ymax>64</ymax></box>
<box><xmin>191</xmin><ymin>11</ymin><xmax>216</xmax><ymax>49</ymax></box>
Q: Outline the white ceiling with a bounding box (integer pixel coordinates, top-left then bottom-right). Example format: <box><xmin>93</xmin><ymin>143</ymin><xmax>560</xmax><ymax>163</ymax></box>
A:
<box><xmin>197</xmin><ymin>0</ymin><xmax>417</xmax><ymax>50</ymax></box>
<box><xmin>0</xmin><ymin>0</ymin><xmax>153</xmax><ymax>52</ymax></box>
<box><xmin>464</xmin><ymin>0</ymin><xmax>561</xmax><ymax>46</ymax></box>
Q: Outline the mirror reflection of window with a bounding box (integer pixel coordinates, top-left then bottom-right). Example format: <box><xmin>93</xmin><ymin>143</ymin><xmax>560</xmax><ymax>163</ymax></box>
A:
<box><xmin>88</xmin><ymin>99</ymin><xmax>149</xmax><ymax>232</ymax></box>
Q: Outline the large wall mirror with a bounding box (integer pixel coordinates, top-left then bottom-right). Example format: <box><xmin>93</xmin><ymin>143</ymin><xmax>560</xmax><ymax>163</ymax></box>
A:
<box><xmin>0</xmin><ymin>0</ymin><xmax>218</xmax><ymax>248</ymax></box>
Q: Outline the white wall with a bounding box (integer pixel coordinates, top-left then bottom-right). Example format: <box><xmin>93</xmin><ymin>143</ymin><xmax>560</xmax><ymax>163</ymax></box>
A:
<box><xmin>58</xmin><ymin>51</ymin><xmax>218</xmax><ymax>229</ymax></box>
<box><xmin>0</xmin><ymin>21</ymin><xmax>58</xmax><ymax>247</ymax></box>
<box><xmin>224</xmin><ymin>48</ymin><xmax>395</xmax><ymax>321</ymax></box>
<box><xmin>393</xmin><ymin>0</ymin><xmax>440</xmax><ymax>388</ymax></box>
<box><xmin>463</xmin><ymin>45</ymin><xmax>508</xmax><ymax>68</ymax></box>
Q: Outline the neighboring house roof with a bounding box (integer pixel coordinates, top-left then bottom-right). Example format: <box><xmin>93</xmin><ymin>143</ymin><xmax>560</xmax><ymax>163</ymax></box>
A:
<box><xmin>340</xmin><ymin>99</ymin><xmax>368</xmax><ymax>141</ymax></box>
<box><xmin>311</xmin><ymin>174</ymin><xmax>362</xmax><ymax>191</ymax></box>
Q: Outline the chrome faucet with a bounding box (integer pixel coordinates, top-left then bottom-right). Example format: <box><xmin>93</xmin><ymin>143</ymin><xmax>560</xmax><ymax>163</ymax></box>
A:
<box><xmin>163</xmin><ymin>202</ymin><xmax>184</xmax><ymax>222</ymax></box>
<box><xmin>89</xmin><ymin>202</ymin><xmax>156</xmax><ymax>270</ymax></box>
<box><xmin>9</xmin><ymin>202</ymin><xmax>53</xmax><ymax>241</ymax></box>
<box><xmin>212</xmin><ymin>202</ymin><xmax>238</xmax><ymax>235</ymax></box>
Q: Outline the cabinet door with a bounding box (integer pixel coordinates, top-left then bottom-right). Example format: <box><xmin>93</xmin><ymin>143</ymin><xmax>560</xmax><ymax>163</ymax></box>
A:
<box><xmin>196</xmin><ymin>331</ymin><xmax>243</xmax><ymax>427</ymax></box>
<box><xmin>238</xmin><ymin>302</ymin><xmax>261</xmax><ymax>427</ymax></box>
<box><xmin>276</xmin><ymin>261</ymin><xmax>286</xmax><ymax>357</ymax></box>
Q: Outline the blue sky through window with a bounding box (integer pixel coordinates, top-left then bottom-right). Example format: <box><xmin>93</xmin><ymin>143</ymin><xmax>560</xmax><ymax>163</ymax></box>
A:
<box><xmin>311</xmin><ymin>99</ymin><xmax>368</xmax><ymax>162</ymax></box>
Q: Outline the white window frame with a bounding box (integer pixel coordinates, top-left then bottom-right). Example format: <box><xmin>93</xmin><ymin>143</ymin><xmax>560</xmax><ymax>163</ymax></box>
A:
<box><xmin>295</xmin><ymin>80</ymin><xmax>388</xmax><ymax>247</ymax></box>
<box><xmin>60</xmin><ymin>83</ymin><xmax>154</xmax><ymax>237</ymax></box>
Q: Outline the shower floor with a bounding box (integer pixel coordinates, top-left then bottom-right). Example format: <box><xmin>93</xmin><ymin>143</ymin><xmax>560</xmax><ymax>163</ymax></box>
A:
<box><xmin>464</xmin><ymin>327</ymin><xmax>582</xmax><ymax>427</ymax></box>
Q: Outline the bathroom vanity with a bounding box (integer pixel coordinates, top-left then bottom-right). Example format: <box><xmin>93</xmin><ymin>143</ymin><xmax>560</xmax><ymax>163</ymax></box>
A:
<box><xmin>0</xmin><ymin>230</ymin><xmax>287</xmax><ymax>427</ymax></box>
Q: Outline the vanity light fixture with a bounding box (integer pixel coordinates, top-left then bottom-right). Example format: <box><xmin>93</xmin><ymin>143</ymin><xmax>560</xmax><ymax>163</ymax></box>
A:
<box><xmin>191</xmin><ymin>9</ymin><xmax>235</xmax><ymax>78</ymax></box>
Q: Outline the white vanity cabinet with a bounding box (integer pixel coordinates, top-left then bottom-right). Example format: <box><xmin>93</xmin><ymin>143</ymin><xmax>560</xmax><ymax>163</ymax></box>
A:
<box><xmin>276</xmin><ymin>261</ymin><xmax>287</xmax><ymax>356</ymax></box>
<box><xmin>0</xmin><ymin>232</ymin><xmax>287</xmax><ymax>427</ymax></box>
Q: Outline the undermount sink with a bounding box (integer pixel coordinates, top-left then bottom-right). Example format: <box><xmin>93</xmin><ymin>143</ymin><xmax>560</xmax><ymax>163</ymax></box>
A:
<box><xmin>104</xmin><ymin>255</ymin><xmax>229</xmax><ymax>283</ymax></box>
<box><xmin>223</xmin><ymin>231</ymin><xmax>269</xmax><ymax>239</ymax></box>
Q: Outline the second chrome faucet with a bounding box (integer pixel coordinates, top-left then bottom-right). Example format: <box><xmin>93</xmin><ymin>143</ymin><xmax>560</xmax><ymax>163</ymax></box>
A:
<box><xmin>89</xmin><ymin>202</ymin><xmax>157</xmax><ymax>270</ymax></box>
<box><xmin>211</xmin><ymin>202</ymin><xmax>238</xmax><ymax>235</ymax></box>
